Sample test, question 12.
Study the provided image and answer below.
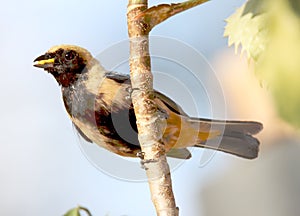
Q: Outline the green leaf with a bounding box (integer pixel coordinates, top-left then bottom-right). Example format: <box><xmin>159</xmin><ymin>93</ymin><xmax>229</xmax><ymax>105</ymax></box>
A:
<box><xmin>224</xmin><ymin>0</ymin><xmax>268</xmax><ymax>61</ymax></box>
<box><xmin>225</xmin><ymin>0</ymin><xmax>300</xmax><ymax>127</ymax></box>
<box><xmin>64</xmin><ymin>208</ymin><xmax>80</xmax><ymax>216</ymax></box>
<box><xmin>258</xmin><ymin>0</ymin><xmax>300</xmax><ymax>127</ymax></box>
<box><xmin>64</xmin><ymin>206</ymin><xmax>92</xmax><ymax>216</ymax></box>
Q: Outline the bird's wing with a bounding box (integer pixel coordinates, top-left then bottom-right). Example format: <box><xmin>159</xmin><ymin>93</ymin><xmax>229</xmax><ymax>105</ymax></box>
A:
<box><xmin>105</xmin><ymin>71</ymin><xmax>188</xmax><ymax>117</ymax></box>
<box><xmin>154</xmin><ymin>91</ymin><xmax>189</xmax><ymax>117</ymax></box>
<box><xmin>73</xmin><ymin>123</ymin><xmax>93</xmax><ymax>143</ymax></box>
<box><xmin>166</xmin><ymin>148</ymin><xmax>192</xmax><ymax>159</ymax></box>
<box><xmin>105</xmin><ymin>71</ymin><xmax>130</xmax><ymax>83</ymax></box>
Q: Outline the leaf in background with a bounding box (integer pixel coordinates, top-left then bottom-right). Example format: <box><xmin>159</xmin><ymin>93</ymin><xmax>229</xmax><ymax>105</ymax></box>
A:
<box><xmin>64</xmin><ymin>206</ymin><xmax>92</xmax><ymax>216</ymax></box>
<box><xmin>64</xmin><ymin>207</ymin><xmax>80</xmax><ymax>216</ymax></box>
<box><xmin>259</xmin><ymin>0</ymin><xmax>300</xmax><ymax>127</ymax></box>
<box><xmin>225</xmin><ymin>0</ymin><xmax>300</xmax><ymax>128</ymax></box>
<box><xmin>224</xmin><ymin>0</ymin><xmax>268</xmax><ymax>61</ymax></box>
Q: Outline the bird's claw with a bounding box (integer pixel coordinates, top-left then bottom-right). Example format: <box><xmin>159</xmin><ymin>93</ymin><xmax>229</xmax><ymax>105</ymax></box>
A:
<box><xmin>157</xmin><ymin>106</ymin><xmax>169</xmax><ymax>119</ymax></box>
<box><xmin>125</xmin><ymin>87</ymin><xmax>140</xmax><ymax>100</ymax></box>
<box><xmin>137</xmin><ymin>152</ymin><xmax>158</xmax><ymax>170</ymax></box>
<box><xmin>136</xmin><ymin>151</ymin><xmax>145</xmax><ymax>160</ymax></box>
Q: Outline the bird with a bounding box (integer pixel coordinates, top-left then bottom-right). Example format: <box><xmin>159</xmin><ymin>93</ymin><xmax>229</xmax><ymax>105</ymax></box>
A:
<box><xmin>33</xmin><ymin>45</ymin><xmax>263</xmax><ymax>160</ymax></box>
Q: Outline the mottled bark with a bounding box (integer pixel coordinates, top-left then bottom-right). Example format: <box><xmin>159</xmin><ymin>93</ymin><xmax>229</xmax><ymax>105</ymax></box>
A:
<box><xmin>127</xmin><ymin>1</ymin><xmax>209</xmax><ymax>215</ymax></box>
<box><xmin>127</xmin><ymin>2</ymin><xmax>178</xmax><ymax>216</ymax></box>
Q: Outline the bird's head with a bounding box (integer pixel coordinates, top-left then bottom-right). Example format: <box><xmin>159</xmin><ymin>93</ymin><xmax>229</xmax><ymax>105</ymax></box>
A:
<box><xmin>34</xmin><ymin>45</ymin><xmax>94</xmax><ymax>87</ymax></box>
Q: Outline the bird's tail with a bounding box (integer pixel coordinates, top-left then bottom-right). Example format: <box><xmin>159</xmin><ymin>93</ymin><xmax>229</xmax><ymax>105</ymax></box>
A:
<box><xmin>190</xmin><ymin>118</ymin><xmax>263</xmax><ymax>159</ymax></box>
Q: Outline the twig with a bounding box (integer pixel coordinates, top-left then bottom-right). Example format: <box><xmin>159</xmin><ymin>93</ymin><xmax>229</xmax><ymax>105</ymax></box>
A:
<box><xmin>136</xmin><ymin>0</ymin><xmax>210</xmax><ymax>31</ymax></box>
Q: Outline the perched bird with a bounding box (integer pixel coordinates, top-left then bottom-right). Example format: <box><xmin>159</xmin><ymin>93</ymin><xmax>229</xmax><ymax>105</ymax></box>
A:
<box><xmin>33</xmin><ymin>45</ymin><xmax>263</xmax><ymax>159</ymax></box>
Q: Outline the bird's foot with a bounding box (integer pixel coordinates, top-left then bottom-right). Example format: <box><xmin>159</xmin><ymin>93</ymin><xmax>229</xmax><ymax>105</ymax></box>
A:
<box><xmin>157</xmin><ymin>106</ymin><xmax>169</xmax><ymax>119</ymax></box>
<box><xmin>136</xmin><ymin>151</ymin><xmax>145</xmax><ymax>160</ymax></box>
<box><xmin>137</xmin><ymin>151</ymin><xmax>158</xmax><ymax>170</ymax></box>
<box><xmin>125</xmin><ymin>87</ymin><xmax>140</xmax><ymax>100</ymax></box>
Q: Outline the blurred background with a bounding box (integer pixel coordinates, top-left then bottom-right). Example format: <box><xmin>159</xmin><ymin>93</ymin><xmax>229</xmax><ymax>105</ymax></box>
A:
<box><xmin>1</xmin><ymin>0</ymin><xmax>300</xmax><ymax>215</ymax></box>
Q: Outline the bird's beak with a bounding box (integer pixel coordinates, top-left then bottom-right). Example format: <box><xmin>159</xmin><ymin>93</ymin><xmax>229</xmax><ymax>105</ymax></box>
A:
<box><xmin>33</xmin><ymin>54</ymin><xmax>55</xmax><ymax>68</ymax></box>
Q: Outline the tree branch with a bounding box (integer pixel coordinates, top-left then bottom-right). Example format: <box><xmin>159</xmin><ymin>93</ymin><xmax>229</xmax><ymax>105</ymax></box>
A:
<box><xmin>127</xmin><ymin>1</ymin><xmax>179</xmax><ymax>215</ymax></box>
<box><xmin>135</xmin><ymin>0</ymin><xmax>210</xmax><ymax>31</ymax></box>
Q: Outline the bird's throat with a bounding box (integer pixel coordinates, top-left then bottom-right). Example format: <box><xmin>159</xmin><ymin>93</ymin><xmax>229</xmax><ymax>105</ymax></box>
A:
<box><xmin>53</xmin><ymin>72</ymin><xmax>79</xmax><ymax>87</ymax></box>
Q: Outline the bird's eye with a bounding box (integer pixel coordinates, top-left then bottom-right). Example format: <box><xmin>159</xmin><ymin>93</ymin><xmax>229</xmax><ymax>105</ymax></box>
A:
<box><xmin>65</xmin><ymin>50</ymin><xmax>77</xmax><ymax>61</ymax></box>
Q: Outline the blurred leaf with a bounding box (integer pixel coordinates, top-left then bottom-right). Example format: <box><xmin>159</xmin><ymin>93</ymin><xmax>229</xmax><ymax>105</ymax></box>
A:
<box><xmin>259</xmin><ymin>0</ymin><xmax>300</xmax><ymax>127</ymax></box>
<box><xmin>224</xmin><ymin>0</ymin><xmax>268</xmax><ymax>61</ymax></box>
<box><xmin>64</xmin><ymin>206</ymin><xmax>92</xmax><ymax>216</ymax></box>
<box><xmin>242</xmin><ymin>0</ymin><xmax>268</xmax><ymax>16</ymax></box>
<box><xmin>225</xmin><ymin>0</ymin><xmax>300</xmax><ymax>127</ymax></box>
<box><xmin>288</xmin><ymin>0</ymin><xmax>300</xmax><ymax>16</ymax></box>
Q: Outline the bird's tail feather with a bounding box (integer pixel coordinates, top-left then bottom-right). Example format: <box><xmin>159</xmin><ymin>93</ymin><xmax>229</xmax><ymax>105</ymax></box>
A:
<box><xmin>192</xmin><ymin>119</ymin><xmax>263</xmax><ymax>159</ymax></box>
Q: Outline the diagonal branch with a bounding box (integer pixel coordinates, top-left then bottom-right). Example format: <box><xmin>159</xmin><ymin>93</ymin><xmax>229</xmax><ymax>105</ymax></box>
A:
<box><xmin>136</xmin><ymin>0</ymin><xmax>210</xmax><ymax>30</ymax></box>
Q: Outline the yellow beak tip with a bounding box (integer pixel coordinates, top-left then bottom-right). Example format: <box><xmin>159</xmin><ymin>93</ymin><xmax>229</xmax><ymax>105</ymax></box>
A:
<box><xmin>33</xmin><ymin>58</ymin><xmax>55</xmax><ymax>68</ymax></box>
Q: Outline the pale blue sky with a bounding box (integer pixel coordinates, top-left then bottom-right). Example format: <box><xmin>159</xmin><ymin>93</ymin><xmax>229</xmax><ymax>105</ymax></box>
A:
<box><xmin>0</xmin><ymin>0</ymin><xmax>246</xmax><ymax>215</ymax></box>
